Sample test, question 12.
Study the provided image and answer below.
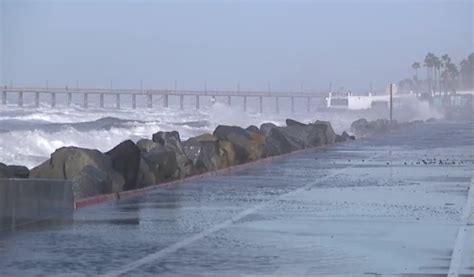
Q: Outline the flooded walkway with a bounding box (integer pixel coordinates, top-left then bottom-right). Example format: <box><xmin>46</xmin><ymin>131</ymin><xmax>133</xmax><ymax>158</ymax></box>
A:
<box><xmin>0</xmin><ymin>122</ymin><xmax>473</xmax><ymax>276</ymax></box>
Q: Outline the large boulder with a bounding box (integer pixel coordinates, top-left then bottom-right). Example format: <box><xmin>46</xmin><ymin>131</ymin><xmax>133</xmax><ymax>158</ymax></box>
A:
<box><xmin>265</xmin><ymin>128</ymin><xmax>294</xmax><ymax>156</ymax></box>
<box><xmin>285</xmin><ymin>119</ymin><xmax>307</xmax><ymax>127</ymax></box>
<box><xmin>183</xmin><ymin>134</ymin><xmax>228</xmax><ymax>173</ymax></box>
<box><xmin>105</xmin><ymin>140</ymin><xmax>141</xmax><ymax>191</ymax></box>
<box><xmin>151</xmin><ymin>131</ymin><xmax>193</xmax><ymax>178</ymax></box>
<box><xmin>311</xmin><ymin>120</ymin><xmax>337</xmax><ymax>145</ymax></box>
<box><xmin>351</xmin><ymin>118</ymin><xmax>369</xmax><ymax>130</ymax></box>
<box><xmin>152</xmin><ymin>131</ymin><xmax>181</xmax><ymax>147</ymax></box>
<box><xmin>213</xmin><ymin>125</ymin><xmax>266</xmax><ymax>163</ymax></box>
<box><xmin>341</xmin><ymin>131</ymin><xmax>355</xmax><ymax>140</ymax></box>
<box><xmin>260</xmin><ymin>123</ymin><xmax>277</xmax><ymax>137</ymax></box>
<box><xmin>351</xmin><ymin>118</ymin><xmax>396</xmax><ymax>137</ymax></box>
<box><xmin>0</xmin><ymin>163</ymin><xmax>29</xmax><ymax>178</ymax></box>
<box><xmin>219</xmin><ymin>140</ymin><xmax>237</xmax><ymax>168</ymax></box>
<box><xmin>336</xmin><ymin>131</ymin><xmax>356</xmax><ymax>143</ymax></box>
<box><xmin>262</xmin><ymin>120</ymin><xmax>338</xmax><ymax>155</ymax></box>
<box><xmin>136</xmin><ymin>157</ymin><xmax>156</xmax><ymax>188</ymax></box>
<box><xmin>30</xmin><ymin>147</ymin><xmax>125</xmax><ymax>197</ymax></box>
<box><xmin>141</xmin><ymin>146</ymin><xmax>179</xmax><ymax>182</ymax></box>
<box><xmin>71</xmin><ymin>165</ymin><xmax>110</xmax><ymax>199</ymax></box>
<box><xmin>137</xmin><ymin>139</ymin><xmax>158</xmax><ymax>153</ymax></box>
<box><xmin>246</xmin><ymin>125</ymin><xmax>261</xmax><ymax>134</ymax></box>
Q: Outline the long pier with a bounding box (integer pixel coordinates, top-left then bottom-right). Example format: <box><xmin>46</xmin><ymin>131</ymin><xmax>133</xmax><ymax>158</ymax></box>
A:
<box><xmin>0</xmin><ymin>85</ymin><xmax>327</xmax><ymax>113</ymax></box>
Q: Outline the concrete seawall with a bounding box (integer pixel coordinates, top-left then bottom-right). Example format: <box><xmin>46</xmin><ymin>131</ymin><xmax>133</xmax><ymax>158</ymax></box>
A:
<box><xmin>0</xmin><ymin>179</ymin><xmax>74</xmax><ymax>232</ymax></box>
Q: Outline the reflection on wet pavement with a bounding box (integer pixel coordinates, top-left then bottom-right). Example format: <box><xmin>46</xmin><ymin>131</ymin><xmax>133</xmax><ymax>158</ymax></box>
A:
<box><xmin>0</xmin><ymin>122</ymin><xmax>473</xmax><ymax>276</ymax></box>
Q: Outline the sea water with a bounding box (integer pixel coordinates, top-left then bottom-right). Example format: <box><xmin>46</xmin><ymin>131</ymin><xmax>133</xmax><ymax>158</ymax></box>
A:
<box><xmin>0</xmin><ymin>94</ymin><xmax>441</xmax><ymax>168</ymax></box>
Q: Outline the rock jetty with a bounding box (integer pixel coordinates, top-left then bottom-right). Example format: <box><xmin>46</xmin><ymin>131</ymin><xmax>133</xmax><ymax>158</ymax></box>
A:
<box><xmin>3</xmin><ymin>117</ymin><xmax>417</xmax><ymax>200</ymax></box>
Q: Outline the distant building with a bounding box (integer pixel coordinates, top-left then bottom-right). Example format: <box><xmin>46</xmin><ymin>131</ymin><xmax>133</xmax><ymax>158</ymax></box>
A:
<box><xmin>326</xmin><ymin>91</ymin><xmax>417</xmax><ymax>110</ymax></box>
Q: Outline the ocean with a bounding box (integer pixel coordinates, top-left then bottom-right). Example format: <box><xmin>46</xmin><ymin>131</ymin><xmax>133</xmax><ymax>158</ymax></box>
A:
<box><xmin>0</xmin><ymin>95</ymin><xmax>440</xmax><ymax>169</ymax></box>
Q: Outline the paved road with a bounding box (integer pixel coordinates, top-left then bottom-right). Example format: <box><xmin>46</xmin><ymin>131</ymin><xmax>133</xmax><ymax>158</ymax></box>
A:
<box><xmin>1</xmin><ymin>122</ymin><xmax>473</xmax><ymax>276</ymax></box>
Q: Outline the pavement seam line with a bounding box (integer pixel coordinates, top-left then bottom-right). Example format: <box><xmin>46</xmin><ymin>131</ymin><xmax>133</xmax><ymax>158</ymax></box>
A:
<box><xmin>447</xmin><ymin>176</ymin><xmax>473</xmax><ymax>276</ymax></box>
<box><xmin>100</xmin><ymin>152</ymin><xmax>383</xmax><ymax>277</ymax></box>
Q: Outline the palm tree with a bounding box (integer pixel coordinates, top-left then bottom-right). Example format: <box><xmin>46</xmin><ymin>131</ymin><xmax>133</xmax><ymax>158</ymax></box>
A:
<box><xmin>446</xmin><ymin>62</ymin><xmax>460</xmax><ymax>92</ymax></box>
<box><xmin>424</xmin><ymin>53</ymin><xmax>436</xmax><ymax>92</ymax></box>
<box><xmin>460</xmin><ymin>53</ymin><xmax>473</xmax><ymax>90</ymax></box>
<box><xmin>412</xmin><ymin>62</ymin><xmax>421</xmax><ymax>80</ymax></box>
<box><xmin>433</xmin><ymin>55</ymin><xmax>442</xmax><ymax>92</ymax></box>
<box><xmin>441</xmin><ymin>54</ymin><xmax>451</xmax><ymax>67</ymax></box>
<box><xmin>440</xmin><ymin>54</ymin><xmax>451</xmax><ymax>92</ymax></box>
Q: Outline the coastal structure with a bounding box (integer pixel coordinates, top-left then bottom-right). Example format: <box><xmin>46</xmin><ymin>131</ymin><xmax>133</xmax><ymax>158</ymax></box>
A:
<box><xmin>0</xmin><ymin>85</ymin><xmax>327</xmax><ymax>113</ymax></box>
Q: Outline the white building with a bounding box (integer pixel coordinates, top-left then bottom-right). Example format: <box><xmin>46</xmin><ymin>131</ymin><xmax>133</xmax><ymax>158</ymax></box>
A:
<box><xmin>326</xmin><ymin>91</ymin><xmax>417</xmax><ymax>110</ymax></box>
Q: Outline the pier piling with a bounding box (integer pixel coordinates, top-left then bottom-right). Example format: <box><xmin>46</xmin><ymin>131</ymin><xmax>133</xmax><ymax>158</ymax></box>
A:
<box><xmin>147</xmin><ymin>93</ymin><xmax>153</xmax><ymax>109</ymax></box>
<box><xmin>275</xmin><ymin>97</ymin><xmax>279</xmax><ymax>114</ymax></box>
<box><xmin>1</xmin><ymin>90</ymin><xmax>6</xmax><ymax>106</ymax></box>
<box><xmin>84</xmin><ymin>93</ymin><xmax>88</xmax><ymax>109</ymax></box>
<box><xmin>18</xmin><ymin>91</ymin><xmax>23</xmax><ymax>107</ymax></box>
<box><xmin>116</xmin><ymin>94</ymin><xmax>120</xmax><ymax>109</ymax></box>
<box><xmin>35</xmin><ymin>92</ymin><xmax>40</xmax><ymax>108</ymax></box>
<box><xmin>132</xmin><ymin>94</ymin><xmax>136</xmax><ymax>109</ymax></box>
<box><xmin>51</xmin><ymin>92</ymin><xmax>56</xmax><ymax>108</ymax></box>
<box><xmin>291</xmin><ymin>96</ymin><xmax>295</xmax><ymax>114</ymax></box>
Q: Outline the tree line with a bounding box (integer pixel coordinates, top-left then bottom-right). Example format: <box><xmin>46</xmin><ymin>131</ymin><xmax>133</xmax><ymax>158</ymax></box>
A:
<box><xmin>399</xmin><ymin>53</ymin><xmax>473</xmax><ymax>93</ymax></box>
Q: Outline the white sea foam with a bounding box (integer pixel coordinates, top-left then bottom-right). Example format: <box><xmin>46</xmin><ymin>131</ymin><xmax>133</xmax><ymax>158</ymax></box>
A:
<box><xmin>0</xmin><ymin>98</ymin><xmax>441</xmax><ymax>168</ymax></box>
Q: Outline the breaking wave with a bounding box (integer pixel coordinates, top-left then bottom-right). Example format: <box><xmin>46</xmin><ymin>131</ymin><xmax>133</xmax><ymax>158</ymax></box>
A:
<box><xmin>0</xmin><ymin>99</ymin><xmax>440</xmax><ymax>168</ymax></box>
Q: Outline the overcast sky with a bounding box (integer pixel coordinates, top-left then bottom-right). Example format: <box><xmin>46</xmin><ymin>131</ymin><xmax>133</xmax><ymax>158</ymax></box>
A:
<box><xmin>0</xmin><ymin>0</ymin><xmax>472</xmax><ymax>92</ymax></box>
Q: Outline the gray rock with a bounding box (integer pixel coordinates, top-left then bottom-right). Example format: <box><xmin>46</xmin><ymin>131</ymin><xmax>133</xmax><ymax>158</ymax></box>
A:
<box><xmin>265</xmin><ymin>128</ymin><xmax>294</xmax><ymax>156</ymax></box>
<box><xmin>151</xmin><ymin>131</ymin><xmax>193</xmax><ymax>178</ymax></box>
<box><xmin>136</xmin><ymin>158</ymin><xmax>156</xmax><ymax>188</ymax></box>
<box><xmin>260</xmin><ymin>123</ymin><xmax>277</xmax><ymax>137</ymax></box>
<box><xmin>142</xmin><ymin>146</ymin><xmax>179</xmax><ymax>181</ymax></box>
<box><xmin>246</xmin><ymin>125</ymin><xmax>261</xmax><ymax>134</ymax></box>
<box><xmin>30</xmin><ymin>146</ymin><xmax>124</xmax><ymax>197</ymax></box>
<box><xmin>285</xmin><ymin>119</ymin><xmax>307</xmax><ymax>127</ymax></box>
<box><xmin>137</xmin><ymin>139</ymin><xmax>158</xmax><ymax>153</ymax></box>
<box><xmin>341</xmin><ymin>131</ymin><xmax>355</xmax><ymax>140</ymax></box>
<box><xmin>105</xmin><ymin>140</ymin><xmax>141</xmax><ymax>191</ymax></box>
<box><xmin>351</xmin><ymin>118</ymin><xmax>396</xmax><ymax>137</ymax></box>
<box><xmin>183</xmin><ymin>134</ymin><xmax>226</xmax><ymax>173</ymax></box>
<box><xmin>71</xmin><ymin>165</ymin><xmax>110</xmax><ymax>199</ymax></box>
<box><xmin>152</xmin><ymin>131</ymin><xmax>181</xmax><ymax>146</ymax></box>
<box><xmin>312</xmin><ymin>120</ymin><xmax>337</xmax><ymax>145</ymax></box>
<box><xmin>264</xmin><ymin>120</ymin><xmax>338</xmax><ymax>154</ymax></box>
<box><xmin>213</xmin><ymin>125</ymin><xmax>266</xmax><ymax>163</ymax></box>
<box><xmin>0</xmin><ymin>163</ymin><xmax>29</xmax><ymax>178</ymax></box>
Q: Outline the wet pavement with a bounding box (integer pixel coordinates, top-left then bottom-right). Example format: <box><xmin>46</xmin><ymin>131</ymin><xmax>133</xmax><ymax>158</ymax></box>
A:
<box><xmin>0</xmin><ymin>121</ymin><xmax>473</xmax><ymax>276</ymax></box>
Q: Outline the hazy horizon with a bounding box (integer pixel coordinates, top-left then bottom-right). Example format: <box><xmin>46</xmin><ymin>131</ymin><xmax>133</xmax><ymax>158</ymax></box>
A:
<box><xmin>0</xmin><ymin>0</ymin><xmax>472</xmax><ymax>92</ymax></box>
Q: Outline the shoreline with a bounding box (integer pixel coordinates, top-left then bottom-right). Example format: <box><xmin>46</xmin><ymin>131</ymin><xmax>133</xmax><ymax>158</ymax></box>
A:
<box><xmin>1</xmin><ymin>117</ymin><xmax>418</xmax><ymax>211</ymax></box>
